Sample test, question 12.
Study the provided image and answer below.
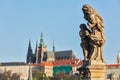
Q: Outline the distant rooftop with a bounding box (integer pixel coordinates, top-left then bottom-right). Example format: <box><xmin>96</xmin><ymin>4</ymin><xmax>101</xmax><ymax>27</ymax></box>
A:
<box><xmin>52</xmin><ymin>59</ymin><xmax>82</xmax><ymax>67</ymax></box>
<box><xmin>31</xmin><ymin>59</ymin><xmax>82</xmax><ymax>67</ymax></box>
<box><xmin>106</xmin><ymin>64</ymin><xmax>120</xmax><ymax>68</ymax></box>
<box><xmin>0</xmin><ymin>62</ymin><xmax>26</xmax><ymax>66</ymax></box>
<box><xmin>55</xmin><ymin>50</ymin><xmax>76</xmax><ymax>58</ymax></box>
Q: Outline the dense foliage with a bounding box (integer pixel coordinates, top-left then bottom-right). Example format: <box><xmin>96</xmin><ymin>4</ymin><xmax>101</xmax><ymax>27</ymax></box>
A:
<box><xmin>32</xmin><ymin>70</ymin><xmax>82</xmax><ymax>80</ymax></box>
<box><xmin>0</xmin><ymin>70</ymin><xmax>20</xmax><ymax>80</ymax></box>
<box><xmin>32</xmin><ymin>70</ymin><xmax>50</xmax><ymax>80</ymax></box>
<box><xmin>54</xmin><ymin>72</ymin><xmax>81</xmax><ymax>80</ymax></box>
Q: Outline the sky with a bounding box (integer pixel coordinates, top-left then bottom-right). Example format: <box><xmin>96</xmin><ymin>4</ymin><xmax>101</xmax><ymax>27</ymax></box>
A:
<box><xmin>0</xmin><ymin>0</ymin><xmax>120</xmax><ymax>64</ymax></box>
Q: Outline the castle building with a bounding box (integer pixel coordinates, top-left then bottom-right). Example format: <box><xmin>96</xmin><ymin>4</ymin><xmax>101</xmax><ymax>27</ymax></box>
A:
<box><xmin>0</xmin><ymin>62</ymin><xmax>29</xmax><ymax>80</ymax></box>
<box><xmin>26</xmin><ymin>33</ymin><xmax>76</xmax><ymax>64</ymax></box>
<box><xmin>117</xmin><ymin>52</ymin><xmax>120</xmax><ymax>64</ymax></box>
<box><xmin>106</xmin><ymin>52</ymin><xmax>120</xmax><ymax>80</ymax></box>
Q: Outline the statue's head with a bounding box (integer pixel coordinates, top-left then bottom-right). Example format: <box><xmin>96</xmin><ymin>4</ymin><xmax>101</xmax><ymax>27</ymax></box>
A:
<box><xmin>80</xmin><ymin>24</ymin><xmax>87</xmax><ymax>30</ymax></box>
<box><xmin>82</xmin><ymin>4</ymin><xmax>93</xmax><ymax>14</ymax></box>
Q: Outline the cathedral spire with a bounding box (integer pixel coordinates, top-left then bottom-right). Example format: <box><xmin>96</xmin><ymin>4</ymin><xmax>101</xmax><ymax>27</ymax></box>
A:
<box><xmin>40</xmin><ymin>32</ymin><xmax>44</xmax><ymax>46</ymax></box>
<box><xmin>26</xmin><ymin>40</ymin><xmax>33</xmax><ymax>64</ymax></box>
<box><xmin>28</xmin><ymin>40</ymin><xmax>32</xmax><ymax>49</ymax></box>
<box><xmin>53</xmin><ymin>40</ymin><xmax>55</xmax><ymax>52</ymax></box>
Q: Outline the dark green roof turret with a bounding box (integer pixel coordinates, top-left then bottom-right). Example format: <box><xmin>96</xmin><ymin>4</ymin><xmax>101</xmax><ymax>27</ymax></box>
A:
<box><xmin>53</xmin><ymin>40</ymin><xmax>55</xmax><ymax>52</ymax></box>
<box><xmin>39</xmin><ymin>33</ymin><xmax>47</xmax><ymax>48</ymax></box>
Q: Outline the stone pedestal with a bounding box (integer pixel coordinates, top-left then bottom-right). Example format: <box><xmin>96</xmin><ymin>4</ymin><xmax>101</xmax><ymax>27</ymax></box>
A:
<box><xmin>87</xmin><ymin>63</ymin><xmax>106</xmax><ymax>80</ymax></box>
<box><xmin>78</xmin><ymin>61</ymin><xmax>106</xmax><ymax>80</ymax></box>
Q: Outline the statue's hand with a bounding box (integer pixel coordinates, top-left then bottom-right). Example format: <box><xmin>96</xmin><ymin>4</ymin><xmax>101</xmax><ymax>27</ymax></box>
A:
<box><xmin>87</xmin><ymin>22</ymin><xmax>96</xmax><ymax>29</ymax></box>
<box><xmin>85</xmin><ymin>31</ymin><xmax>89</xmax><ymax>36</ymax></box>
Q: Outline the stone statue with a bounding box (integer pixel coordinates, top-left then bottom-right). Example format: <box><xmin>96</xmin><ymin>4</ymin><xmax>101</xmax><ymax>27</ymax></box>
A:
<box><xmin>80</xmin><ymin>4</ymin><xmax>105</xmax><ymax>62</ymax></box>
<box><xmin>78</xmin><ymin>4</ymin><xmax>106</xmax><ymax>80</ymax></box>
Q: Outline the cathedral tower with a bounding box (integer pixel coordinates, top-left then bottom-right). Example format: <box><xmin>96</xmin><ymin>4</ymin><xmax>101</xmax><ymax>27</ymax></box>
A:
<box><xmin>26</xmin><ymin>40</ymin><xmax>33</xmax><ymax>64</ymax></box>
<box><xmin>37</xmin><ymin>33</ymin><xmax>47</xmax><ymax>63</ymax></box>
<box><xmin>35</xmin><ymin>41</ymin><xmax>39</xmax><ymax>63</ymax></box>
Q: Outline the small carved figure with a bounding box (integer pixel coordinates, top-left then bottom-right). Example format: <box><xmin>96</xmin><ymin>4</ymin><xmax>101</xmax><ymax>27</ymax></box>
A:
<box><xmin>79</xmin><ymin>24</ymin><xmax>91</xmax><ymax>61</ymax></box>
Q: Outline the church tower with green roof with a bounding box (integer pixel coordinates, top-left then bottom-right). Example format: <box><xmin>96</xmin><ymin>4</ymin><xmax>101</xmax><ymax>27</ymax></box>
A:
<box><xmin>36</xmin><ymin>33</ymin><xmax>47</xmax><ymax>63</ymax></box>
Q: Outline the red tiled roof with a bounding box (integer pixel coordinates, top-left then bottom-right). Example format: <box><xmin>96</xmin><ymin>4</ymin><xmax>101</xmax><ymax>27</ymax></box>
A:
<box><xmin>29</xmin><ymin>62</ymin><xmax>120</xmax><ymax>68</ymax></box>
<box><xmin>29</xmin><ymin>59</ymin><xmax>83</xmax><ymax>67</ymax></box>
<box><xmin>106</xmin><ymin>64</ymin><xmax>120</xmax><ymax>68</ymax></box>
<box><xmin>52</xmin><ymin>59</ymin><xmax>82</xmax><ymax>67</ymax></box>
<box><xmin>30</xmin><ymin>62</ymin><xmax>53</xmax><ymax>66</ymax></box>
<box><xmin>40</xmin><ymin>62</ymin><xmax>53</xmax><ymax>66</ymax></box>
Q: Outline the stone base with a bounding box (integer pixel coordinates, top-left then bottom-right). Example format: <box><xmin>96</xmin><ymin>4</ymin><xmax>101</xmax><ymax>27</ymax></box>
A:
<box><xmin>88</xmin><ymin>63</ymin><xmax>106</xmax><ymax>80</ymax></box>
<box><xmin>78</xmin><ymin>61</ymin><xmax>106</xmax><ymax>80</ymax></box>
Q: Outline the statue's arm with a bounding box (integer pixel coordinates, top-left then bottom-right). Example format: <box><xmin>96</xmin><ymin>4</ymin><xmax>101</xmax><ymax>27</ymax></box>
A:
<box><xmin>87</xmin><ymin>22</ymin><xmax>96</xmax><ymax>28</ymax></box>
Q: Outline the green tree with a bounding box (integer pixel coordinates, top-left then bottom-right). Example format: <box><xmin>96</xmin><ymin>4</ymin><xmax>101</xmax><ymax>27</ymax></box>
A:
<box><xmin>11</xmin><ymin>73</ymin><xmax>20</xmax><ymax>80</ymax></box>
<box><xmin>0</xmin><ymin>70</ymin><xmax>12</xmax><ymax>80</ymax></box>
<box><xmin>32</xmin><ymin>70</ymin><xmax>50</xmax><ymax>80</ymax></box>
<box><xmin>54</xmin><ymin>72</ymin><xmax>79</xmax><ymax>80</ymax></box>
<box><xmin>0</xmin><ymin>70</ymin><xmax>20</xmax><ymax>80</ymax></box>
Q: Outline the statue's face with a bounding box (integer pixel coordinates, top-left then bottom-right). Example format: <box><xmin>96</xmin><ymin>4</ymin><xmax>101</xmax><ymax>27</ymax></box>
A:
<box><xmin>80</xmin><ymin>24</ymin><xmax>86</xmax><ymax>30</ymax></box>
<box><xmin>90</xmin><ymin>14</ymin><xmax>96</xmax><ymax>24</ymax></box>
<box><xmin>80</xmin><ymin>26</ymin><xmax>84</xmax><ymax>30</ymax></box>
<box><xmin>82</xmin><ymin>7</ymin><xmax>88</xmax><ymax>14</ymax></box>
<box><xmin>82</xmin><ymin>4</ymin><xmax>91</xmax><ymax>14</ymax></box>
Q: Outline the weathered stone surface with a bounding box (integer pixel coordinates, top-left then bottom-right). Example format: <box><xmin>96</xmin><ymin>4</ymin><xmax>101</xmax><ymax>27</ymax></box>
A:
<box><xmin>79</xmin><ymin>4</ymin><xmax>105</xmax><ymax>63</ymax></box>
<box><xmin>78</xmin><ymin>4</ymin><xmax>106</xmax><ymax>80</ymax></box>
<box><xmin>78</xmin><ymin>62</ymin><xmax>106</xmax><ymax>80</ymax></box>
<box><xmin>88</xmin><ymin>64</ymin><xmax>106</xmax><ymax>79</ymax></box>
